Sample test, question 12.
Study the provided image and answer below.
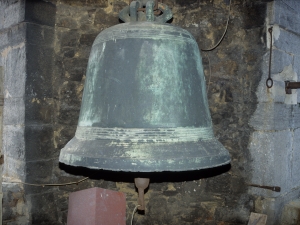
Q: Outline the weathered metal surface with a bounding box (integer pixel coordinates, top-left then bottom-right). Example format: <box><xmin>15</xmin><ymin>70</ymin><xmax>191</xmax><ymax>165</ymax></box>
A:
<box><xmin>285</xmin><ymin>81</ymin><xmax>300</xmax><ymax>94</ymax></box>
<box><xmin>59</xmin><ymin>21</ymin><xmax>230</xmax><ymax>172</ymax></box>
<box><xmin>119</xmin><ymin>1</ymin><xmax>172</xmax><ymax>23</ymax></box>
<box><xmin>248</xmin><ymin>184</ymin><xmax>281</xmax><ymax>192</ymax></box>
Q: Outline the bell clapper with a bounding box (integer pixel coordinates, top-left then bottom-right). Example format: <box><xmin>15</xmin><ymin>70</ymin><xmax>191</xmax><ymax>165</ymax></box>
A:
<box><xmin>134</xmin><ymin>178</ymin><xmax>150</xmax><ymax>211</ymax></box>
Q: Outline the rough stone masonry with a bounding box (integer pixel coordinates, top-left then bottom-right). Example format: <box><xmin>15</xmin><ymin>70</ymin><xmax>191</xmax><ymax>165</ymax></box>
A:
<box><xmin>1</xmin><ymin>0</ymin><xmax>300</xmax><ymax>225</ymax></box>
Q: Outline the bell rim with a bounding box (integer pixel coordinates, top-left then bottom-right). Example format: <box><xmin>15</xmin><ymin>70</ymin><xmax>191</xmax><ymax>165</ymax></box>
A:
<box><xmin>59</xmin><ymin>137</ymin><xmax>231</xmax><ymax>172</ymax></box>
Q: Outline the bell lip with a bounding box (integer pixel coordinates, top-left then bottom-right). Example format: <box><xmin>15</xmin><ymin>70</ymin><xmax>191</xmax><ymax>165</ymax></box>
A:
<box><xmin>59</xmin><ymin>137</ymin><xmax>231</xmax><ymax>172</ymax></box>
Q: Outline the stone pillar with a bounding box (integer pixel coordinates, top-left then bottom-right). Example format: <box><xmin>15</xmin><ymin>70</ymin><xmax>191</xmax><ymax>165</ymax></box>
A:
<box><xmin>0</xmin><ymin>0</ymin><xmax>28</xmax><ymax>223</ymax></box>
<box><xmin>1</xmin><ymin>0</ymin><xmax>57</xmax><ymax>224</ymax></box>
<box><xmin>0</xmin><ymin>66</ymin><xmax>4</xmax><ymax>225</ymax></box>
<box><xmin>249</xmin><ymin>1</ymin><xmax>300</xmax><ymax>224</ymax></box>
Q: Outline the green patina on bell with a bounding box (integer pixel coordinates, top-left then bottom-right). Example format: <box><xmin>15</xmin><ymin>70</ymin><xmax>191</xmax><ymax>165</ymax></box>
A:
<box><xmin>59</xmin><ymin>0</ymin><xmax>231</xmax><ymax>172</ymax></box>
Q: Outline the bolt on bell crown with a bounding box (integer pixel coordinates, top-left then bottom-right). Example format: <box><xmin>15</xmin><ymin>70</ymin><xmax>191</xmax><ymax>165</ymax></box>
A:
<box><xmin>59</xmin><ymin>0</ymin><xmax>231</xmax><ymax>172</ymax></box>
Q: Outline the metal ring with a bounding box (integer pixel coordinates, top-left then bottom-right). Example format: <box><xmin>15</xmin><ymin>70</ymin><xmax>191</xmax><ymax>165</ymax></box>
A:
<box><xmin>266</xmin><ymin>77</ymin><xmax>273</xmax><ymax>88</ymax></box>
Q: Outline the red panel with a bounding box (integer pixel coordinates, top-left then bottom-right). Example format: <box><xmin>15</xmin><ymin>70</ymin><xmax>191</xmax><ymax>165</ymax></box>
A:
<box><xmin>67</xmin><ymin>187</ymin><xmax>126</xmax><ymax>225</ymax></box>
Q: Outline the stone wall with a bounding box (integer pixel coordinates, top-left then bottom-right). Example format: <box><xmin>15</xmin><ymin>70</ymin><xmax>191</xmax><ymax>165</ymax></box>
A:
<box><xmin>249</xmin><ymin>0</ymin><xmax>300</xmax><ymax>224</ymax></box>
<box><xmin>0</xmin><ymin>0</ymin><xmax>282</xmax><ymax>224</ymax></box>
<box><xmin>0</xmin><ymin>0</ymin><xmax>57</xmax><ymax>224</ymax></box>
<box><xmin>0</xmin><ymin>1</ymin><xmax>27</xmax><ymax>224</ymax></box>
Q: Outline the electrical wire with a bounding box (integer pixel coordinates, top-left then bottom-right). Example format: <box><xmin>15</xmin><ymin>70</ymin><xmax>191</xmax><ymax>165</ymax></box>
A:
<box><xmin>201</xmin><ymin>0</ymin><xmax>232</xmax><ymax>94</ymax></box>
<box><xmin>6</xmin><ymin>177</ymin><xmax>89</xmax><ymax>187</ymax></box>
<box><xmin>201</xmin><ymin>0</ymin><xmax>231</xmax><ymax>51</ymax></box>
<box><xmin>205</xmin><ymin>52</ymin><xmax>212</xmax><ymax>94</ymax></box>
<box><xmin>131</xmin><ymin>205</ymin><xmax>141</xmax><ymax>225</ymax></box>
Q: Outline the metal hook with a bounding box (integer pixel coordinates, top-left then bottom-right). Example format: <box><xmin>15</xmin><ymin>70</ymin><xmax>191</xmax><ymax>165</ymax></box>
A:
<box><xmin>130</xmin><ymin>1</ymin><xmax>140</xmax><ymax>22</ymax></box>
<box><xmin>146</xmin><ymin>1</ymin><xmax>155</xmax><ymax>22</ymax></box>
<box><xmin>266</xmin><ymin>27</ymin><xmax>273</xmax><ymax>88</ymax></box>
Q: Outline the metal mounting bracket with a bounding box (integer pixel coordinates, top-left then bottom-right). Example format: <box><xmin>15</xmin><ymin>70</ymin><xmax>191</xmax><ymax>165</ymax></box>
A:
<box><xmin>285</xmin><ymin>81</ymin><xmax>300</xmax><ymax>94</ymax></box>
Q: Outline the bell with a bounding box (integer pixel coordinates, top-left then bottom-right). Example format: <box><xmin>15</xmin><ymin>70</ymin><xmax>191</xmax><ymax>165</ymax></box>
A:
<box><xmin>59</xmin><ymin>0</ymin><xmax>230</xmax><ymax>172</ymax></box>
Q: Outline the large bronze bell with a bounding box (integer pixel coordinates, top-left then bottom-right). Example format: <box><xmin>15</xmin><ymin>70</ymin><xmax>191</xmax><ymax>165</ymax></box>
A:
<box><xmin>59</xmin><ymin>0</ymin><xmax>230</xmax><ymax>173</ymax></box>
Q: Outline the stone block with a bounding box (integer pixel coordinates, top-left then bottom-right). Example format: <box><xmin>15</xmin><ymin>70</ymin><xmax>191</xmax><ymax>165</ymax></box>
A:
<box><xmin>54</xmin><ymin>125</ymin><xmax>76</xmax><ymax>150</ymax></box>
<box><xmin>273</xmin><ymin>27</ymin><xmax>300</xmax><ymax>56</ymax></box>
<box><xmin>291</xmin><ymin>128</ymin><xmax>300</xmax><ymax>188</ymax></box>
<box><xmin>25</xmin><ymin>160</ymin><xmax>53</xmax><ymax>185</ymax></box>
<box><xmin>272</xmin><ymin>1</ymin><xmax>300</xmax><ymax>36</ymax></box>
<box><xmin>2</xmin><ymin>45</ymin><xmax>26</xmax><ymax>98</ymax></box>
<box><xmin>62</xmin><ymin>47</ymin><xmax>75</xmax><ymax>58</ymax></box>
<box><xmin>63</xmin><ymin>58</ymin><xmax>87</xmax><ymax>81</ymax></box>
<box><xmin>205</xmin><ymin>173</ymin><xmax>231</xmax><ymax>194</ymax></box>
<box><xmin>294</xmin><ymin>55</ymin><xmax>300</xmax><ymax>79</ymax></box>
<box><xmin>0</xmin><ymin>0</ymin><xmax>25</xmax><ymax>30</ymax></box>
<box><xmin>53</xmin><ymin>190</ymin><xmax>70</xmax><ymax>224</ymax></box>
<box><xmin>255</xmin><ymin>78</ymin><xmax>285</xmax><ymax>104</ymax></box>
<box><xmin>57</xmin><ymin>105</ymin><xmax>80</xmax><ymax>125</ymax></box>
<box><xmin>58</xmin><ymin>28</ymin><xmax>81</xmax><ymax>48</ymax></box>
<box><xmin>2</xmin><ymin>182</ymin><xmax>28</xmax><ymax>224</ymax></box>
<box><xmin>280</xmin><ymin>0</ymin><xmax>300</xmax><ymax>9</ymax></box>
<box><xmin>250</xmin><ymin>102</ymin><xmax>292</xmax><ymax>131</ymax></box>
<box><xmin>113</xmin><ymin>1</ymin><xmax>128</xmax><ymax>14</ymax></box>
<box><xmin>57</xmin><ymin>17</ymin><xmax>79</xmax><ymax>29</ymax></box>
<box><xmin>25</xmin><ymin>97</ymin><xmax>54</xmax><ymax>124</ymax></box>
<box><xmin>214</xmin><ymin>206</ymin><xmax>249</xmax><ymax>223</ymax></box>
<box><xmin>3</xmin><ymin>156</ymin><xmax>26</xmax><ymax>180</ymax></box>
<box><xmin>254</xmin><ymin>197</ymin><xmax>277</xmax><ymax>225</ymax></box>
<box><xmin>94</xmin><ymin>9</ymin><xmax>119</xmax><ymax>27</ymax></box>
<box><xmin>25</xmin><ymin>1</ymin><xmax>56</xmax><ymax>27</ymax></box>
<box><xmin>240</xmin><ymin>3</ymin><xmax>266</xmax><ymax>30</ymax></box>
<box><xmin>248</xmin><ymin>213</ymin><xmax>267</xmax><ymax>225</ymax></box>
<box><xmin>257</xmin><ymin>62</ymin><xmax>296</xmax><ymax>104</ymax></box>
<box><xmin>292</xmin><ymin>105</ymin><xmax>300</xmax><ymax>129</ymax></box>
<box><xmin>58</xmin><ymin>80</ymin><xmax>83</xmax><ymax>102</ymax></box>
<box><xmin>0</xmin><ymin>23</ymin><xmax>26</xmax><ymax>50</ymax></box>
<box><xmin>271</xmin><ymin>50</ymin><xmax>293</xmax><ymax>74</ymax></box>
<box><xmin>3</xmin><ymin>97</ymin><xmax>25</xmax><ymax>125</ymax></box>
<box><xmin>79</xmin><ymin>33</ymin><xmax>98</xmax><ymax>46</ymax></box>
<box><xmin>24</xmin><ymin>125</ymin><xmax>56</xmax><ymax>161</ymax></box>
<box><xmin>25</xmin><ymin>43</ymin><xmax>53</xmax><ymax>98</ymax></box>
<box><xmin>67</xmin><ymin>187</ymin><xmax>126</xmax><ymax>225</ymax></box>
<box><xmin>175</xmin><ymin>0</ymin><xmax>198</xmax><ymax>6</ymax></box>
<box><xmin>280</xmin><ymin>199</ymin><xmax>300</xmax><ymax>225</ymax></box>
<box><xmin>58</xmin><ymin>0</ymin><xmax>107</xmax><ymax>7</ymax></box>
<box><xmin>249</xmin><ymin>130</ymin><xmax>292</xmax><ymax>197</ymax></box>
<box><xmin>79</xmin><ymin>12</ymin><xmax>95</xmax><ymax>28</ymax></box>
<box><xmin>26</xmin><ymin>23</ymin><xmax>54</xmax><ymax>47</ymax></box>
<box><xmin>293</xmin><ymin>56</ymin><xmax>300</xmax><ymax>103</ymax></box>
<box><xmin>27</xmin><ymin>192</ymin><xmax>59</xmax><ymax>225</ymax></box>
<box><xmin>3</xmin><ymin>125</ymin><xmax>25</xmax><ymax>160</ymax></box>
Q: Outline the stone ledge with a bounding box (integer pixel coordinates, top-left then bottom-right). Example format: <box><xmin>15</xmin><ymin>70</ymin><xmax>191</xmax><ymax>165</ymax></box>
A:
<box><xmin>280</xmin><ymin>199</ymin><xmax>300</xmax><ymax>224</ymax></box>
